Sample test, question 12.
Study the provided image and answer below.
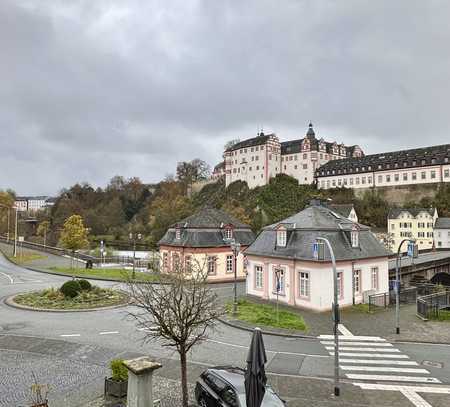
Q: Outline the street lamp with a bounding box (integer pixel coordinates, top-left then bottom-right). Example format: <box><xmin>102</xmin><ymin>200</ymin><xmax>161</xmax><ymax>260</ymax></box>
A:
<box><xmin>129</xmin><ymin>232</ymin><xmax>142</xmax><ymax>279</ymax></box>
<box><xmin>226</xmin><ymin>238</ymin><xmax>241</xmax><ymax>316</ymax></box>
<box><xmin>314</xmin><ymin>237</ymin><xmax>340</xmax><ymax>397</ymax></box>
<box><xmin>395</xmin><ymin>238</ymin><xmax>418</xmax><ymax>334</ymax></box>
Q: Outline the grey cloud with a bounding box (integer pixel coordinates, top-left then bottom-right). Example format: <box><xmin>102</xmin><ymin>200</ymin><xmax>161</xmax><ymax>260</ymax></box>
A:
<box><xmin>1</xmin><ymin>0</ymin><xmax>450</xmax><ymax>194</ymax></box>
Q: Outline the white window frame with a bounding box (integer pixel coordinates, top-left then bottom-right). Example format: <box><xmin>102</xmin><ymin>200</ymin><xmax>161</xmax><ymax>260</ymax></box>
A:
<box><xmin>225</xmin><ymin>228</ymin><xmax>233</xmax><ymax>240</ymax></box>
<box><xmin>371</xmin><ymin>267</ymin><xmax>379</xmax><ymax>290</ymax></box>
<box><xmin>351</xmin><ymin>231</ymin><xmax>359</xmax><ymax>248</ymax></box>
<box><xmin>277</xmin><ymin>229</ymin><xmax>287</xmax><ymax>247</ymax></box>
<box><xmin>226</xmin><ymin>255</ymin><xmax>233</xmax><ymax>273</ymax></box>
<box><xmin>353</xmin><ymin>269</ymin><xmax>361</xmax><ymax>294</ymax></box>
<box><xmin>255</xmin><ymin>265</ymin><xmax>263</xmax><ymax>289</ymax></box>
<box><xmin>299</xmin><ymin>271</ymin><xmax>310</xmax><ymax>298</ymax></box>
<box><xmin>207</xmin><ymin>256</ymin><xmax>217</xmax><ymax>275</ymax></box>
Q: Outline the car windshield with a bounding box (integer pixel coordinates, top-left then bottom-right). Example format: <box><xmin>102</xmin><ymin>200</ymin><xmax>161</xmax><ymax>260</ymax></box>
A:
<box><xmin>238</xmin><ymin>387</ymin><xmax>283</xmax><ymax>406</ymax></box>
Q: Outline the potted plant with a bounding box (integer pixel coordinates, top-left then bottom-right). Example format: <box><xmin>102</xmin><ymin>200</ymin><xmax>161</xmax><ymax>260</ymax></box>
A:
<box><xmin>105</xmin><ymin>359</ymin><xmax>128</xmax><ymax>398</ymax></box>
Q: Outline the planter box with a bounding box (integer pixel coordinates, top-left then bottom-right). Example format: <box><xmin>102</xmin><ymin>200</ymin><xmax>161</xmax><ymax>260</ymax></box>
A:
<box><xmin>105</xmin><ymin>377</ymin><xmax>128</xmax><ymax>398</ymax></box>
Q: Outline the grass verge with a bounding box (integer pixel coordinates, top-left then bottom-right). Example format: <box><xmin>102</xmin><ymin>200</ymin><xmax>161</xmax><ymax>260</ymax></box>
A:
<box><xmin>14</xmin><ymin>286</ymin><xmax>128</xmax><ymax>310</ymax></box>
<box><xmin>226</xmin><ymin>299</ymin><xmax>307</xmax><ymax>331</ymax></box>
<box><xmin>49</xmin><ymin>267</ymin><xmax>159</xmax><ymax>282</ymax></box>
<box><xmin>5</xmin><ymin>252</ymin><xmax>47</xmax><ymax>265</ymax></box>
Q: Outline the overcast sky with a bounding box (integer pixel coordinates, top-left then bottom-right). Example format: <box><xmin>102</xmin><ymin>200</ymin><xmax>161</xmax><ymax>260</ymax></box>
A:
<box><xmin>2</xmin><ymin>1</ymin><xmax>450</xmax><ymax>195</ymax></box>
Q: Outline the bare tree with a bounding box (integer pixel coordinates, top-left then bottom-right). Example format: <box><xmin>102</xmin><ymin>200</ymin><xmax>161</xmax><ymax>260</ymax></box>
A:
<box><xmin>126</xmin><ymin>262</ymin><xmax>223</xmax><ymax>407</ymax></box>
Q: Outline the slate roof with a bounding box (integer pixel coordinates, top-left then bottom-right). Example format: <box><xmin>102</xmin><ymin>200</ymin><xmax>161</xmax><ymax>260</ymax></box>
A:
<box><xmin>388</xmin><ymin>207</ymin><xmax>436</xmax><ymax>219</ymax></box>
<box><xmin>316</xmin><ymin>144</ymin><xmax>450</xmax><ymax>177</ymax></box>
<box><xmin>158</xmin><ymin>207</ymin><xmax>255</xmax><ymax>248</ymax></box>
<box><xmin>435</xmin><ymin>218</ymin><xmax>450</xmax><ymax>229</ymax></box>
<box><xmin>213</xmin><ymin>161</ymin><xmax>225</xmax><ymax>171</ymax></box>
<box><xmin>280</xmin><ymin>124</ymin><xmax>361</xmax><ymax>157</ymax></box>
<box><xmin>328</xmin><ymin>204</ymin><xmax>355</xmax><ymax>218</ymax></box>
<box><xmin>245</xmin><ymin>204</ymin><xmax>390</xmax><ymax>262</ymax></box>
<box><xmin>225</xmin><ymin>133</ymin><xmax>273</xmax><ymax>152</ymax></box>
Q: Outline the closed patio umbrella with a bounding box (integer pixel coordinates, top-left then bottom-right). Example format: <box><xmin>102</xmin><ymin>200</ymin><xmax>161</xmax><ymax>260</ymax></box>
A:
<box><xmin>244</xmin><ymin>327</ymin><xmax>267</xmax><ymax>407</ymax></box>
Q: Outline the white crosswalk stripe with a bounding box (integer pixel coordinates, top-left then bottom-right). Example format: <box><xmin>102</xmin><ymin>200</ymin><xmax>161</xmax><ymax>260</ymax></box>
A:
<box><xmin>319</xmin><ymin>334</ymin><xmax>442</xmax><ymax>385</ymax></box>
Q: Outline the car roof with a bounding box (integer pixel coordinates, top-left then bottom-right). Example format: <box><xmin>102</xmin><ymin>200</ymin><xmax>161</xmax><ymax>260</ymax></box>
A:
<box><xmin>207</xmin><ymin>366</ymin><xmax>246</xmax><ymax>393</ymax></box>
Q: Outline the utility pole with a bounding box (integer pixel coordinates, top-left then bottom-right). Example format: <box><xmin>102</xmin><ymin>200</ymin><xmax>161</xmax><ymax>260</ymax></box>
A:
<box><xmin>14</xmin><ymin>207</ymin><xmax>18</xmax><ymax>257</ymax></box>
<box><xmin>129</xmin><ymin>232</ymin><xmax>142</xmax><ymax>280</ymax></box>
<box><xmin>230</xmin><ymin>239</ymin><xmax>241</xmax><ymax>316</ymax></box>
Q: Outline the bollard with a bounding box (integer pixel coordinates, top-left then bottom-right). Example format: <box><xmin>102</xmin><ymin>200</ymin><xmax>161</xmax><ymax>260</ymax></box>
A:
<box><xmin>123</xmin><ymin>357</ymin><xmax>162</xmax><ymax>407</ymax></box>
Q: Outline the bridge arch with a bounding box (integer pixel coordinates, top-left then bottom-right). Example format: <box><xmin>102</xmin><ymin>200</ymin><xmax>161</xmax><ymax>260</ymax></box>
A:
<box><xmin>430</xmin><ymin>272</ymin><xmax>450</xmax><ymax>286</ymax></box>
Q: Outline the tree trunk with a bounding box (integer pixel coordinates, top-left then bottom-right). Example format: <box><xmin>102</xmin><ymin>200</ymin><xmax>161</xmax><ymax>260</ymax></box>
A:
<box><xmin>180</xmin><ymin>347</ymin><xmax>189</xmax><ymax>407</ymax></box>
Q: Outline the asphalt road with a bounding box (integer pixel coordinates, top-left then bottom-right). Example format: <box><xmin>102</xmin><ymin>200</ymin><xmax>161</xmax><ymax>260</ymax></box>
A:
<box><xmin>1</xmin><ymin>253</ymin><xmax>450</xmax><ymax>406</ymax></box>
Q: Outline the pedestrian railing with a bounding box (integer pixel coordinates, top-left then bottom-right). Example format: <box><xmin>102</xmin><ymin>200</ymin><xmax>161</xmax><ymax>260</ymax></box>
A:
<box><xmin>417</xmin><ymin>289</ymin><xmax>450</xmax><ymax>320</ymax></box>
<box><xmin>0</xmin><ymin>235</ymin><xmax>154</xmax><ymax>268</ymax></box>
<box><xmin>368</xmin><ymin>292</ymin><xmax>389</xmax><ymax>312</ymax></box>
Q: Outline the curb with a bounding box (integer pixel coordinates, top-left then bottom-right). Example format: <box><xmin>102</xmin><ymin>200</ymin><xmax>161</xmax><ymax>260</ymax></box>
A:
<box><xmin>218</xmin><ymin>317</ymin><xmax>316</xmax><ymax>339</ymax></box>
<box><xmin>4</xmin><ymin>293</ymin><xmax>131</xmax><ymax>313</ymax></box>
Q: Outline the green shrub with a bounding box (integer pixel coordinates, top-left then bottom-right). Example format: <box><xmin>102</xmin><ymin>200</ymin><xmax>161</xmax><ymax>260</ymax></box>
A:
<box><xmin>60</xmin><ymin>280</ymin><xmax>82</xmax><ymax>298</ymax></box>
<box><xmin>110</xmin><ymin>359</ymin><xmax>128</xmax><ymax>382</ymax></box>
<box><xmin>78</xmin><ymin>279</ymin><xmax>92</xmax><ymax>291</ymax></box>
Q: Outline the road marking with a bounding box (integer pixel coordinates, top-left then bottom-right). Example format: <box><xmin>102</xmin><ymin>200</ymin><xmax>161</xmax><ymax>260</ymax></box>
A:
<box><xmin>60</xmin><ymin>334</ymin><xmax>81</xmax><ymax>337</ymax></box>
<box><xmin>99</xmin><ymin>331</ymin><xmax>119</xmax><ymax>335</ymax></box>
<box><xmin>329</xmin><ymin>352</ymin><xmax>409</xmax><ymax>358</ymax></box>
<box><xmin>337</xmin><ymin>324</ymin><xmax>353</xmax><ymax>336</ymax></box>
<box><xmin>346</xmin><ymin>374</ymin><xmax>441</xmax><ymax>383</ymax></box>
<box><xmin>205</xmin><ymin>339</ymin><xmax>329</xmax><ymax>358</ymax></box>
<box><xmin>353</xmin><ymin>383</ymin><xmax>450</xmax><ymax>394</ymax></box>
<box><xmin>341</xmin><ymin>366</ymin><xmax>430</xmax><ymax>374</ymax></box>
<box><xmin>353</xmin><ymin>383</ymin><xmax>450</xmax><ymax>407</ymax></box>
<box><xmin>319</xmin><ymin>335</ymin><xmax>386</xmax><ymax>342</ymax></box>
<box><xmin>401</xmin><ymin>390</ymin><xmax>433</xmax><ymax>407</ymax></box>
<box><xmin>339</xmin><ymin>359</ymin><xmax>418</xmax><ymax>366</ymax></box>
<box><xmin>325</xmin><ymin>346</ymin><xmax>400</xmax><ymax>352</ymax></box>
<box><xmin>0</xmin><ymin>271</ymin><xmax>14</xmax><ymax>284</ymax></box>
<box><xmin>321</xmin><ymin>341</ymin><xmax>393</xmax><ymax>347</ymax></box>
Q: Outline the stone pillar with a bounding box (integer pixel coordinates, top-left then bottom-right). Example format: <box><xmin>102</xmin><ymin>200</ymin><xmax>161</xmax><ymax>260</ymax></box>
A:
<box><xmin>263</xmin><ymin>262</ymin><xmax>270</xmax><ymax>300</ymax></box>
<box><xmin>123</xmin><ymin>356</ymin><xmax>162</xmax><ymax>407</ymax></box>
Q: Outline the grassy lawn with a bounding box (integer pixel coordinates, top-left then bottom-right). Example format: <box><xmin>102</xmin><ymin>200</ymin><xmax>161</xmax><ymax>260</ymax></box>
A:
<box><xmin>6</xmin><ymin>252</ymin><xmax>47</xmax><ymax>265</ymax></box>
<box><xmin>49</xmin><ymin>267</ymin><xmax>160</xmax><ymax>282</ymax></box>
<box><xmin>14</xmin><ymin>286</ymin><xmax>128</xmax><ymax>310</ymax></box>
<box><xmin>433</xmin><ymin>310</ymin><xmax>450</xmax><ymax>321</ymax></box>
<box><xmin>227</xmin><ymin>299</ymin><xmax>307</xmax><ymax>331</ymax></box>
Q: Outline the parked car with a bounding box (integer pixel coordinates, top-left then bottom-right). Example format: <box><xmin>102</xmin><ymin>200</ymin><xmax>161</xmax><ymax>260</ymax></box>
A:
<box><xmin>195</xmin><ymin>366</ymin><xmax>285</xmax><ymax>406</ymax></box>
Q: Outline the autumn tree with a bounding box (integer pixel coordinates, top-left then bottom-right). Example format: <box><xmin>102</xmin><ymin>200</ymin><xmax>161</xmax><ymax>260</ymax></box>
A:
<box><xmin>37</xmin><ymin>220</ymin><xmax>50</xmax><ymax>246</ymax></box>
<box><xmin>59</xmin><ymin>215</ymin><xmax>89</xmax><ymax>267</ymax></box>
<box><xmin>176</xmin><ymin>159</ymin><xmax>210</xmax><ymax>194</ymax></box>
<box><xmin>126</xmin><ymin>263</ymin><xmax>222</xmax><ymax>407</ymax></box>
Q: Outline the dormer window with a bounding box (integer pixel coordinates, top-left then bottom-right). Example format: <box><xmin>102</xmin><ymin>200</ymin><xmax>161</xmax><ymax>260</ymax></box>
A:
<box><xmin>175</xmin><ymin>227</ymin><xmax>181</xmax><ymax>240</ymax></box>
<box><xmin>225</xmin><ymin>227</ymin><xmax>233</xmax><ymax>240</ymax></box>
<box><xmin>277</xmin><ymin>227</ymin><xmax>287</xmax><ymax>247</ymax></box>
<box><xmin>351</xmin><ymin>225</ymin><xmax>360</xmax><ymax>248</ymax></box>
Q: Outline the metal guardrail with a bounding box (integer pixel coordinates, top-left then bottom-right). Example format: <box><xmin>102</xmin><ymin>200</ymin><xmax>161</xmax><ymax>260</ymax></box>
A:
<box><xmin>0</xmin><ymin>236</ymin><xmax>156</xmax><ymax>267</ymax></box>
<box><xmin>417</xmin><ymin>289</ymin><xmax>450</xmax><ymax>320</ymax></box>
<box><xmin>368</xmin><ymin>292</ymin><xmax>389</xmax><ymax>312</ymax></box>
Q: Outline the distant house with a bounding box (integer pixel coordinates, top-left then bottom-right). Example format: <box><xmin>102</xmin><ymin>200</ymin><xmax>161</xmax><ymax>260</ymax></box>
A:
<box><xmin>14</xmin><ymin>196</ymin><xmax>54</xmax><ymax>212</ymax></box>
<box><xmin>434</xmin><ymin>218</ymin><xmax>450</xmax><ymax>249</ymax></box>
<box><xmin>245</xmin><ymin>202</ymin><xmax>390</xmax><ymax>311</ymax></box>
<box><xmin>211</xmin><ymin>161</ymin><xmax>225</xmax><ymax>180</ymax></box>
<box><xmin>328</xmin><ymin>204</ymin><xmax>358</xmax><ymax>223</ymax></box>
<box><xmin>158</xmin><ymin>207</ymin><xmax>256</xmax><ymax>282</ymax></box>
<box><xmin>388</xmin><ymin>207</ymin><xmax>438</xmax><ymax>253</ymax></box>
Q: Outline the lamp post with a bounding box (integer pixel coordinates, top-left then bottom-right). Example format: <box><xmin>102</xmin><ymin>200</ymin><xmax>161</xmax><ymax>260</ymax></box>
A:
<box><xmin>395</xmin><ymin>238</ymin><xmax>417</xmax><ymax>334</ymax></box>
<box><xmin>229</xmin><ymin>239</ymin><xmax>241</xmax><ymax>316</ymax></box>
<box><xmin>314</xmin><ymin>237</ymin><xmax>340</xmax><ymax>397</ymax></box>
<box><xmin>129</xmin><ymin>232</ymin><xmax>142</xmax><ymax>280</ymax></box>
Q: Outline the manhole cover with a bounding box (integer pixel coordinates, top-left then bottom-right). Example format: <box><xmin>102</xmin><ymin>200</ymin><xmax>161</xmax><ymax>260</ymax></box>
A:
<box><xmin>423</xmin><ymin>360</ymin><xmax>443</xmax><ymax>369</ymax></box>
